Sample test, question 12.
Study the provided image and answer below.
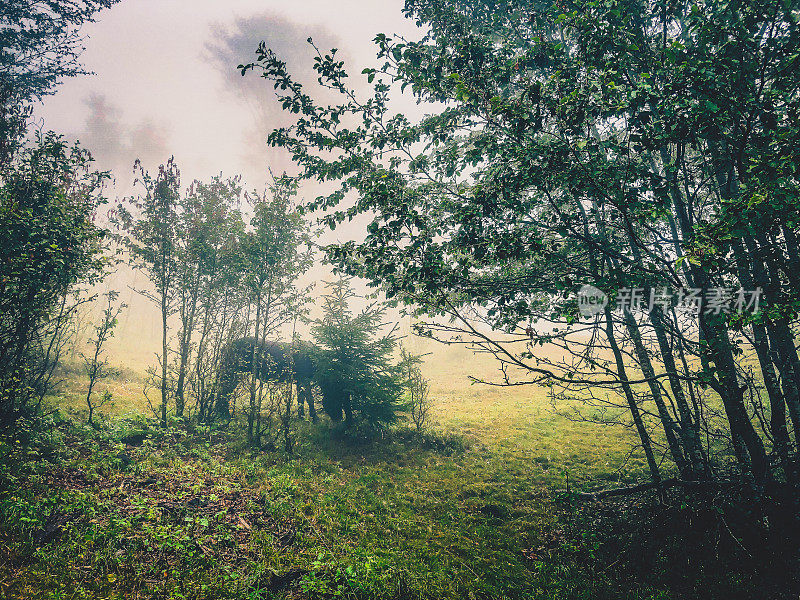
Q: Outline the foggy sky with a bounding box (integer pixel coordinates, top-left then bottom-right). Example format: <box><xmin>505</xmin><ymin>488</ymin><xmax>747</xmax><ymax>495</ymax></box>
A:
<box><xmin>35</xmin><ymin>0</ymin><xmax>416</xmax><ymax>190</ymax></box>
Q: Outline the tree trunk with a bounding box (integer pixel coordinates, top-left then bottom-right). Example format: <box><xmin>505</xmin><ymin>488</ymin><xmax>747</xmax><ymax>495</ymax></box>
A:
<box><xmin>605</xmin><ymin>308</ymin><xmax>662</xmax><ymax>488</ymax></box>
<box><xmin>649</xmin><ymin>306</ymin><xmax>709</xmax><ymax>478</ymax></box>
<box><xmin>576</xmin><ymin>198</ymin><xmax>661</xmax><ymax>487</ymax></box>
<box><xmin>622</xmin><ymin>309</ymin><xmax>689</xmax><ymax>477</ymax></box>
<box><xmin>248</xmin><ymin>293</ymin><xmax>261</xmax><ymax>447</ymax></box>
<box><xmin>732</xmin><ymin>240</ymin><xmax>794</xmax><ymax>479</ymax></box>
<box><xmin>342</xmin><ymin>390</ymin><xmax>354</xmax><ymax>427</ymax></box>
<box><xmin>161</xmin><ymin>292</ymin><xmax>169</xmax><ymax>428</ymax></box>
<box><xmin>668</xmin><ymin>166</ymin><xmax>767</xmax><ymax>481</ymax></box>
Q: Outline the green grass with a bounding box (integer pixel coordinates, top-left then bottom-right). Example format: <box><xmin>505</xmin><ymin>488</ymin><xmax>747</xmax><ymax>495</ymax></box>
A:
<box><xmin>0</xmin><ymin>415</ymin><xmax>650</xmax><ymax>600</ymax></box>
<box><xmin>1</xmin><ymin>345</ymin><xmax>792</xmax><ymax>599</ymax></box>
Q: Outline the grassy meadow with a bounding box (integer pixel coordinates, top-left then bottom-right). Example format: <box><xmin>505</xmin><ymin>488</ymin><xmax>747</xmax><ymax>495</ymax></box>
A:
<box><xmin>3</xmin><ymin>341</ymin><xmax>781</xmax><ymax>600</ymax></box>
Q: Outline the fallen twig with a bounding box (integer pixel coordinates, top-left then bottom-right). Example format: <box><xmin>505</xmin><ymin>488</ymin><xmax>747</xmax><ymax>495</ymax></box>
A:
<box><xmin>573</xmin><ymin>478</ymin><xmax>686</xmax><ymax>500</ymax></box>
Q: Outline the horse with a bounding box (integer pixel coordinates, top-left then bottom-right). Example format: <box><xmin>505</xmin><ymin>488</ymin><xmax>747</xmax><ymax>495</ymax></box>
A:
<box><xmin>214</xmin><ymin>337</ymin><xmax>319</xmax><ymax>422</ymax></box>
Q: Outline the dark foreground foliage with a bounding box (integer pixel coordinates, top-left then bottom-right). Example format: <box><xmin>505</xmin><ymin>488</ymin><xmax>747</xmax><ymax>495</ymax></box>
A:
<box><xmin>561</xmin><ymin>485</ymin><xmax>800</xmax><ymax>600</ymax></box>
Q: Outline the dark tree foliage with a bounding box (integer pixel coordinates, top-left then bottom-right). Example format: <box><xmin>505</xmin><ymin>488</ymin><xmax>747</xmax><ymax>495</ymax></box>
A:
<box><xmin>0</xmin><ymin>0</ymin><xmax>117</xmax><ymax>430</ymax></box>
<box><xmin>0</xmin><ymin>132</ymin><xmax>108</xmax><ymax>427</ymax></box>
<box><xmin>312</xmin><ymin>279</ymin><xmax>405</xmax><ymax>428</ymax></box>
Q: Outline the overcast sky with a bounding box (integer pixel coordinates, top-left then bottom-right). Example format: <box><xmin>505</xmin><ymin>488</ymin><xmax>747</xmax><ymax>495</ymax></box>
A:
<box><xmin>35</xmin><ymin>0</ymin><xmax>419</xmax><ymax>193</ymax></box>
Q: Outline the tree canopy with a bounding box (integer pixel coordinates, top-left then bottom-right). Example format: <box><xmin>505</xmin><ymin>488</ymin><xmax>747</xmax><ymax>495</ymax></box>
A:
<box><xmin>0</xmin><ymin>0</ymin><xmax>120</xmax><ymax>165</ymax></box>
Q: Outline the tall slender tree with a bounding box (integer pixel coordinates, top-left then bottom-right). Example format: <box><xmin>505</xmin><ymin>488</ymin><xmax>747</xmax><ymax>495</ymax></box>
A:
<box><xmin>117</xmin><ymin>158</ymin><xmax>181</xmax><ymax>427</ymax></box>
<box><xmin>240</xmin><ymin>176</ymin><xmax>313</xmax><ymax>445</ymax></box>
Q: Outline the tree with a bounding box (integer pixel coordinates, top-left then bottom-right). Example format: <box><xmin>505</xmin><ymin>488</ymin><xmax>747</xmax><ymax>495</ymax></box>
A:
<box><xmin>116</xmin><ymin>158</ymin><xmax>181</xmax><ymax>427</ymax></box>
<box><xmin>400</xmin><ymin>346</ymin><xmax>432</xmax><ymax>433</ymax></box>
<box><xmin>173</xmin><ymin>175</ymin><xmax>244</xmax><ymax>419</ymax></box>
<box><xmin>181</xmin><ymin>177</ymin><xmax>247</xmax><ymax>423</ymax></box>
<box><xmin>81</xmin><ymin>290</ymin><xmax>125</xmax><ymax>429</ymax></box>
<box><xmin>0</xmin><ymin>0</ymin><xmax>117</xmax><ymax>431</ymax></box>
<box><xmin>312</xmin><ymin>278</ymin><xmax>405</xmax><ymax>428</ymax></box>
<box><xmin>0</xmin><ymin>132</ymin><xmax>108</xmax><ymax>428</ymax></box>
<box><xmin>246</xmin><ymin>0</ymin><xmax>800</xmax><ymax>485</ymax></box>
<box><xmin>239</xmin><ymin>176</ymin><xmax>313</xmax><ymax>445</ymax></box>
<box><xmin>0</xmin><ymin>0</ymin><xmax>119</xmax><ymax>166</ymax></box>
